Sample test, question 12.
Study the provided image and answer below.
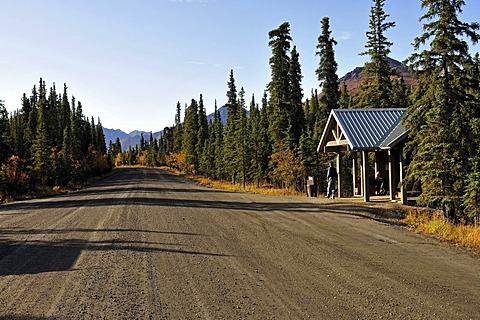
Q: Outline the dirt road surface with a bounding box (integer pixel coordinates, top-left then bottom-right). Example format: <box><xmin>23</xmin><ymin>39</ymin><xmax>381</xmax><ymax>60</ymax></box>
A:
<box><xmin>0</xmin><ymin>168</ymin><xmax>479</xmax><ymax>319</ymax></box>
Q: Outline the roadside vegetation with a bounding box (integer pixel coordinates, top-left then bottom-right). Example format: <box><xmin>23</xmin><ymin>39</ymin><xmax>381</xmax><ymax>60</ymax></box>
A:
<box><xmin>402</xmin><ymin>207</ymin><xmax>480</xmax><ymax>253</ymax></box>
<box><xmin>187</xmin><ymin>173</ymin><xmax>304</xmax><ymax>197</ymax></box>
<box><xmin>0</xmin><ymin>80</ymin><xmax>110</xmax><ymax>203</ymax></box>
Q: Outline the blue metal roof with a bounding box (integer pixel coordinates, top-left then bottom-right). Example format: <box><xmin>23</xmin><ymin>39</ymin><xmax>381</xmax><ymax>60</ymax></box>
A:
<box><xmin>318</xmin><ymin>108</ymin><xmax>407</xmax><ymax>152</ymax></box>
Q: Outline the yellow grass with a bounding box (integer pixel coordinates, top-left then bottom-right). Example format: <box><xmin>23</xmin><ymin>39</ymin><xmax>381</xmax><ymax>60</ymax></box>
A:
<box><xmin>186</xmin><ymin>174</ymin><xmax>305</xmax><ymax>197</ymax></box>
<box><xmin>402</xmin><ymin>208</ymin><xmax>480</xmax><ymax>253</ymax></box>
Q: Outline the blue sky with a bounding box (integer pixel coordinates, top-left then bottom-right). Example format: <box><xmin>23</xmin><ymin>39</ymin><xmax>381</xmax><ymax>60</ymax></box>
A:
<box><xmin>1</xmin><ymin>0</ymin><xmax>479</xmax><ymax>133</ymax></box>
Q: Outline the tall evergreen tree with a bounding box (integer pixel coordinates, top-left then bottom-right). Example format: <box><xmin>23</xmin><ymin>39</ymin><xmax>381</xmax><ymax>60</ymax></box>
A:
<box><xmin>60</xmin><ymin>84</ymin><xmax>72</xmax><ymax>156</ymax></box>
<box><xmin>316</xmin><ymin>17</ymin><xmax>340</xmax><ymax>118</ymax></box>
<box><xmin>183</xmin><ymin>99</ymin><xmax>199</xmax><ymax>173</ymax></box>
<box><xmin>0</xmin><ymin>100</ymin><xmax>11</xmax><ymax>163</ymax></box>
<box><xmin>359</xmin><ymin>0</ymin><xmax>396</xmax><ymax>108</ymax></box>
<box><xmin>223</xmin><ymin>70</ymin><xmax>240</xmax><ymax>183</ymax></box>
<box><xmin>235</xmin><ymin>88</ymin><xmax>249</xmax><ymax>187</ymax></box>
<box><xmin>25</xmin><ymin>87</ymin><xmax>38</xmax><ymax>158</ymax></box>
<box><xmin>173</xmin><ymin>101</ymin><xmax>183</xmax><ymax>153</ymax></box>
<box><xmin>9</xmin><ymin>111</ymin><xmax>24</xmax><ymax>159</ymax></box>
<box><xmin>248</xmin><ymin>94</ymin><xmax>265</xmax><ymax>185</ymax></box>
<box><xmin>404</xmin><ymin>0</ymin><xmax>479</xmax><ymax>221</ymax></box>
<box><xmin>289</xmin><ymin>45</ymin><xmax>305</xmax><ymax>149</ymax></box>
<box><xmin>197</xmin><ymin>94</ymin><xmax>209</xmax><ymax>168</ymax></box>
<box><xmin>70</xmin><ymin>96</ymin><xmax>82</xmax><ymax>162</ymax></box>
<box><xmin>258</xmin><ymin>92</ymin><xmax>272</xmax><ymax>181</ymax></box>
<box><xmin>268</xmin><ymin>22</ymin><xmax>292</xmax><ymax>149</ymax></box>
<box><xmin>95</xmin><ymin>118</ymin><xmax>107</xmax><ymax>154</ymax></box>
<box><xmin>212</xmin><ymin>101</ymin><xmax>224</xmax><ymax>180</ymax></box>
<box><xmin>31</xmin><ymin>79</ymin><xmax>51</xmax><ymax>184</ymax></box>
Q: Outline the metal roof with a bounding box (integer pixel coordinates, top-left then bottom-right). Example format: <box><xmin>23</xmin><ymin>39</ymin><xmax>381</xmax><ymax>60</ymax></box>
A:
<box><xmin>317</xmin><ymin>108</ymin><xmax>407</xmax><ymax>152</ymax></box>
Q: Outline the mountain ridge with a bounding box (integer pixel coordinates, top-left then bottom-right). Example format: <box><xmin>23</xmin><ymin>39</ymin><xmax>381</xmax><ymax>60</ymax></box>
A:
<box><xmin>103</xmin><ymin>105</ymin><xmax>230</xmax><ymax>150</ymax></box>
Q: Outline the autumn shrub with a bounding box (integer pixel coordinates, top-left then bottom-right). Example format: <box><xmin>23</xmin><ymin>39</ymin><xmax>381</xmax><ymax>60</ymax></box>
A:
<box><xmin>0</xmin><ymin>155</ymin><xmax>31</xmax><ymax>201</ymax></box>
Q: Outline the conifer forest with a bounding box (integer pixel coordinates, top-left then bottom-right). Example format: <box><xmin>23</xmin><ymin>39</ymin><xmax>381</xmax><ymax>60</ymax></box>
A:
<box><xmin>1</xmin><ymin>0</ymin><xmax>479</xmax><ymax>224</ymax></box>
<box><xmin>0</xmin><ymin>79</ymin><xmax>109</xmax><ymax>199</ymax></box>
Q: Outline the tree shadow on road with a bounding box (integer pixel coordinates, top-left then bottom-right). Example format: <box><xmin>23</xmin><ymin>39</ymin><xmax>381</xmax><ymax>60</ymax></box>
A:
<box><xmin>0</xmin><ymin>195</ymin><xmax>404</xmax><ymax>226</ymax></box>
<box><xmin>0</xmin><ymin>229</ymin><xmax>229</xmax><ymax>276</ymax></box>
<box><xmin>0</xmin><ymin>316</ymin><xmax>56</xmax><ymax>320</ymax></box>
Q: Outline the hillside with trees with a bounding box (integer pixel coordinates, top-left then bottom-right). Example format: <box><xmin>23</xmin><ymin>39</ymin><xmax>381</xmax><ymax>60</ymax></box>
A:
<box><xmin>108</xmin><ymin>0</ymin><xmax>479</xmax><ymax>225</ymax></box>
<box><xmin>0</xmin><ymin>79</ymin><xmax>109</xmax><ymax>201</ymax></box>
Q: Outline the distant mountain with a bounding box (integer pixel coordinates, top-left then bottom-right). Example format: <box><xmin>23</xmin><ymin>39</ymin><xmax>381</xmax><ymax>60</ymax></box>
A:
<box><xmin>339</xmin><ymin>57</ymin><xmax>415</xmax><ymax>95</ymax></box>
<box><xmin>104</xmin><ymin>105</ymin><xmax>232</xmax><ymax>150</ymax></box>
<box><xmin>103</xmin><ymin>128</ymin><xmax>163</xmax><ymax>150</ymax></box>
<box><xmin>206</xmin><ymin>105</ymin><xmax>229</xmax><ymax>126</ymax></box>
<box><xmin>103</xmin><ymin>128</ymin><xmax>129</xmax><ymax>145</ymax></box>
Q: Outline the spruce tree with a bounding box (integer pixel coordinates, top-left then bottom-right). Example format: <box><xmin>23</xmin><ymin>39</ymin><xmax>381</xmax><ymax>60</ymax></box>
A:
<box><xmin>316</xmin><ymin>17</ymin><xmax>340</xmax><ymax>117</ymax></box>
<box><xmin>248</xmin><ymin>94</ymin><xmax>266</xmax><ymax>186</ymax></box>
<box><xmin>60</xmin><ymin>84</ymin><xmax>72</xmax><ymax>156</ymax></box>
<box><xmin>259</xmin><ymin>92</ymin><xmax>272</xmax><ymax>181</ymax></box>
<box><xmin>47</xmin><ymin>83</ymin><xmax>60</xmax><ymax>149</ymax></box>
<box><xmin>140</xmin><ymin>133</ymin><xmax>146</xmax><ymax>152</ymax></box>
<box><xmin>95</xmin><ymin>118</ymin><xmax>107</xmax><ymax>154</ymax></box>
<box><xmin>25</xmin><ymin>87</ymin><xmax>38</xmax><ymax>158</ymax></box>
<box><xmin>212</xmin><ymin>101</ymin><xmax>224</xmax><ymax>180</ymax></box>
<box><xmin>235</xmin><ymin>88</ymin><xmax>249</xmax><ymax>187</ymax></box>
<box><xmin>289</xmin><ymin>45</ymin><xmax>305</xmax><ymax>149</ymax></box>
<box><xmin>183</xmin><ymin>99</ymin><xmax>199</xmax><ymax>173</ymax></box>
<box><xmin>223</xmin><ymin>70</ymin><xmax>240</xmax><ymax>183</ymax></box>
<box><xmin>404</xmin><ymin>0</ymin><xmax>479</xmax><ymax>221</ymax></box>
<box><xmin>173</xmin><ymin>101</ymin><xmax>183</xmax><ymax>153</ymax></box>
<box><xmin>0</xmin><ymin>100</ymin><xmax>11</xmax><ymax>163</ymax></box>
<box><xmin>359</xmin><ymin>0</ymin><xmax>396</xmax><ymax>108</ymax></box>
<box><xmin>31</xmin><ymin>79</ymin><xmax>51</xmax><ymax>184</ymax></box>
<box><xmin>197</xmin><ymin>94</ymin><xmax>209</xmax><ymax>171</ymax></box>
<box><xmin>268</xmin><ymin>22</ymin><xmax>292</xmax><ymax>149</ymax></box>
<box><xmin>70</xmin><ymin>96</ymin><xmax>82</xmax><ymax>162</ymax></box>
<box><xmin>9</xmin><ymin>111</ymin><xmax>24</xmax><ymax>159</ymax></box>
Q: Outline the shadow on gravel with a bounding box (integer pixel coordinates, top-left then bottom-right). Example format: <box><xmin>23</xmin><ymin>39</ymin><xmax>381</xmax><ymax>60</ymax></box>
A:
<box><xmin>0</xmin><ymin>316</ymin><xmax>55</xmax><ymax>320</ymax></box>
<box><xmin>0</xmin><ymin>230</ymin><xmax>228</xmax><ymax>276</ymax></box>
<box><xmin>64</xmin><ymin>186</ymin><xmax>230</xmax><ymax>197</ymax></box>
<box><xmin>0</xmin><ymin>195</ymin><xmax>403</xmax><ymax>225</ymax></box>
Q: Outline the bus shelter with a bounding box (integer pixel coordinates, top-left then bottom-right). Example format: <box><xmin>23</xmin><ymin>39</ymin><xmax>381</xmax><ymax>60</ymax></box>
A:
<box><xmin>317</xmin><ymin>108</ymin><xmax>408</xmax><ymax>204</ymax></box>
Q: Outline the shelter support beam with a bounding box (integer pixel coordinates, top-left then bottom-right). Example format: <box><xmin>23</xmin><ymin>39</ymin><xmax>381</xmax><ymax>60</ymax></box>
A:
<box><xmin>399</xmin><ymin>151</ymin><xmax>407</xmax><ymax>204</ymax></box>
<box><xmin>352</xmin><ymin>152</ymin><xmax>359</xmax><ymax>196</ymax></box>
<box><xmin>388</xmin><ymin>150</ymin><xmax>397</xmax><ymax>201</ymax></box>
<box><xmin>336</xmin><ymin>153</ymin><xmax>344</xmax><ymax>198</ymax></box>
<box><xmin>362</xmin><ymin>150</ymin><xmax>370</xmax><ymax>202</ymax></box>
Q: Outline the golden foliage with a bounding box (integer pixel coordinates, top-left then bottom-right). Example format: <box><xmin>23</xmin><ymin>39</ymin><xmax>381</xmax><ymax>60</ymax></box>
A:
<box><xmin>166</xmin><ymin>151</ymin><xmax>187</xmax><ymax>171</ymax></box>
<box><xmin>189</xmin><ymin>174</ymin><xmax>304</xmax><ymax>197</ymax></box>
<box><xmin>0</xmin><ymin>155</ymin><xmax>31</xmax><ymax>201</ymax></box>
<box><xmin>269</xmin><ymin>148</ymin><xmax>305</xmax><ymax>189</ymax></box>
<box><xmin>402</xmin><ymin>207</ymin><xmax>480</xmax><ymax>253</ymax></box>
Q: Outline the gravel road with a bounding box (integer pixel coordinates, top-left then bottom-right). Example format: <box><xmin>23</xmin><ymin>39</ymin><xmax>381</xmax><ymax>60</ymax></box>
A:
<box><xmin>0</xmin><ymin>167</ymin><xmax>479</xmax><ymax>320</ymax></box>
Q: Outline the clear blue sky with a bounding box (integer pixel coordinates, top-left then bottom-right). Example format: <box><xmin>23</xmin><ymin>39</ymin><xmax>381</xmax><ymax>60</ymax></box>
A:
<box><xmin>1</xmin><ymin>0</ymin><xmax>478</xmax><ymax>133</ymax></box>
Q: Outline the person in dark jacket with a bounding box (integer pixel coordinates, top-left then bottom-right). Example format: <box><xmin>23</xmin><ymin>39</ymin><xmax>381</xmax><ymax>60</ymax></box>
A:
<box><xmin>326</xmin><ymin>163</ymin><xmax>338</xmax><ymax>199</ymax></box>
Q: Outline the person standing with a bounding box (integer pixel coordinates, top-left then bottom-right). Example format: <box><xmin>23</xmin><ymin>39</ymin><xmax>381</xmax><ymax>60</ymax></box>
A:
<box><xmin>326</xmin><ymin>163</ymin><xmax>338</xmax><ymax>199</ymax></box>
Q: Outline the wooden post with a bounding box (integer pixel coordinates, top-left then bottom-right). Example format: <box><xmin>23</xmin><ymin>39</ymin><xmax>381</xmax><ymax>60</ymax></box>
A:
<box><xmin>352</xmin><ymin>152</ymin><xmax>358</xmax><ymax>196</ymax></box>
<box><xmin>388</xmin><ymin>150</ymin><xmax>397</xmax><ymax>201</ymax></box>
<box><xmin>399</xmin><ymin>151</ymin><xmax>407</xmax><ymax>204</ymax></box>
<box><xmin>336</xmin><ymin>153</ymin><xmax>344</xmax><ymax>198</ymax></box>
<box><xmin>362</xmin><ymin>150</ymin><xmax>370</xmax><ymax>202</ymax></box>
